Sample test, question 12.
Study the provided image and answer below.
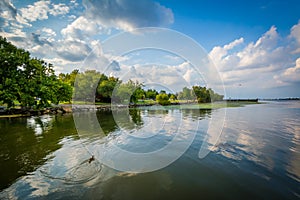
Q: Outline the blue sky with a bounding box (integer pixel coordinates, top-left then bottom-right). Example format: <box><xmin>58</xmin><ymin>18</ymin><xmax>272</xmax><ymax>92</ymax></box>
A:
<box><xmin>1</xmin><ymin>0</ymin><xmax>300</xmax><ymax>98</ymax></box>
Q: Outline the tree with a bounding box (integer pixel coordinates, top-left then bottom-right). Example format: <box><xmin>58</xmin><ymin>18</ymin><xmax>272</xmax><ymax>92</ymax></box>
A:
<box><xmin>177</xmin><ymin>87</ymin><xmax>195</xmax><ymax>101</ymax></box>
<box><xmin>59</xmin><ymin>69</ymin><xmax>79</xmax><ymax>86</ymax></box>
<box><xmin>156</xmin><ymin>93</ymin><xmax>171</xmax><ymax>105</ymax></box>
<box><xmin>192</xmin><ymin>86</ymin><xmax>223</xmax><ymax>103</ymax></box>
<box><xmin>97</xmin><ymin>76</ymin><xmax>120</xmax><ymax>102</ymax></box>
<box><xmin>73</xmin><ymin>70</ymin><xmax>102</xmax><ymax>103</ymax></box>
<box><xmin>0</xmin><ymin>37</ymin><xmax>30</xmax><ymax>107</ymax></box>
<box><xmin>145</xmin><ymin>89</ymin><xmax>158</xmax><ymax>100</ymax></box>
<box><xmin>0</xmin><ymin>37</ymin><xmax>73</xmax><ymax>108</ymax></box>
<box><xmin>169</xmin><ymin>94</ymin><xmax>177</xmax><ymax>101</ymax></box>
<box><xmin>113</xmin><ymin>80</ymin><xmax>144</xmax><ymax>104</ymax></box>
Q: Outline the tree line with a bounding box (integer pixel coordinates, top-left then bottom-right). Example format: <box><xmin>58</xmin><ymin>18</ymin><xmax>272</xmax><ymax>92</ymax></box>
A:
<box><xmin>59</xmin><ymin>70</ymin><xmax>223</xmax><ymax>105</ymax></box>
<box><xmin>0</xmin><ymin>36</ymin><xmax>223</xmax><ymax>108</ymax></box>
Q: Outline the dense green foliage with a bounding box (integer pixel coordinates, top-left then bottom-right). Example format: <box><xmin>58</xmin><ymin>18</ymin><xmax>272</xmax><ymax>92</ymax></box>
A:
<box><xmin>0</xmin><ymin>37</ymin><xmax>72</xmax><ymax>108</ymax></box>
<box><xmin>156</xmin><ymin>93</ymin><xmax>171</xmax><ymax>105</ymax></box>
<box><xmin>1</xmin><ymin>37</ymin><xmax>223</xmax><ymax>108</ymax></box>
<box><xmin>177</xmin><ymin>86</ymin><xmax>223</xmax><ymax>103</ymax></box>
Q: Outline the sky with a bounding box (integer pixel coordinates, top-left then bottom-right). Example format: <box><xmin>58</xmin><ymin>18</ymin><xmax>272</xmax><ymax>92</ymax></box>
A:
<box><xmin>1</xmin><ymin>0</ymin><xmax>300</xmax><ymax>98</ymax></box>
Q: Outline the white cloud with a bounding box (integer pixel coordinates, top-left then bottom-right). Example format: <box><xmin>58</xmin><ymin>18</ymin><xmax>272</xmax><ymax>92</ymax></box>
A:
<box><xmin>207</xmin><ymin>22</ymin><xmax>300</xmax><ymax>97</ymax></box>
<box><xmin>237</xmin><ymin>26</ymin><xmax>282</xmax><ymax>68</ymax></box>
<box><xmin>19</xmin><ymin>1</ymin><xmax>70</xmax><ymax>23</ymax></box>
<box><xmin>56</xmin><ymin>39</ymin><xmax>92</xmax><ymax>62</ymax></box>
<box><xmin>61</xmin><ymin>16</ymin><xmax>102</xmax><ymax>40</ymax></box>
<box><xmin>209</xmin><ymin>26</ymin><xmax>294</xmax><ymax>88</ymax></box>
<box><xmin>60</xmin><ymin>0</ymin><xmax>174</xmax><ymax>42</ymax></box>
<box><xmin>275</xmin><ymin>58</ymin><xmax>300</xmax><ymax>83</ymax></box>
<box><xmin>20</xmin><ymin>1</ymin><xmax>51</xmax><ymax>22</ymax></box>
<box><xmin>290</xmin><ymin>21</ymin><xmax>300</xmax><ymax>54</ymax></box>
<box><xmin>290</xmin><ymin>21</ymin><xmax>300</xmax><ymax>44</ymax></box>
<box><xmin>82</xmin><ymin>0</ymin><xmax>174</xmax><ymax>31</ymax></box>
<box><xmin>224</xmin><ymin>37</ymin><xmax>244</xmax><ymax>50</ymax></box>
<box><xmin>70</xmin><ymin>0</ymin><xmax>79</xmax><ymax>7</ymax></box>
<box><xmin>0</xmin><ymin>0</ymin><xmax>30</xmax><ymax>29</ymax></box>
<box><xmin>1</xmin><ymin>0</ymin><xmax>175</xmax><ymax>75</ymax></box>
<box><xmin>0</xmin><ymin>0</ymin><xmax>17</xmax><ymax>26</ymax></box>
<box><xmin>41</xmin><ymin>28</ymin><xmax>56</xmax><ymax>37</ymax></box>
<box><xmin>209</xmin><ymin>37</ymin><xmax>244</xmax><ymax>72</ymax></box>
<box><xmin>68</xmin><ymin>15</ymin><xmax>77</xmax><ymax>21</ymax></box>
<box><xmin>49</xmin><ymin>3</ymin><xmax>70</xmax><ymax>16</ymax></box>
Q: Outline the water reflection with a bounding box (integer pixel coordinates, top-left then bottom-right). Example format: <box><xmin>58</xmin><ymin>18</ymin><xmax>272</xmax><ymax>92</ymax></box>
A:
<box><xmin>84</xmin><ymin>107</ymin><xmax>209</xmax><ymax>172</ymax></box>
<box><xmin>0</xmin><ymin>114</ymin><xmax>77</xmax><ymax>191</ymax></box>
<box><xmin>0</xmin><ymin>102</ymin><xmax>299</xmax><ymax>199</ymax></box>
<box><xmin>27</xmin><ymin>115</ymin><xmax>53</xmax><ymax>136</ymax></box>
<box><xmin>212</xmin><ymin>103</ymin><xmax>300</xmax><ymax>198</ymax></box>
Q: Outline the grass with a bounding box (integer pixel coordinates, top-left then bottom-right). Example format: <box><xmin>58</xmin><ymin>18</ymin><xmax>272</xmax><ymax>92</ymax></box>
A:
<box><xmin>137</xmin><ymin>101</ymin><xmax>261</xmax><ymax>110</ymax></box>
<box><xmin>0</xmin><ymin>114</ymin><xmax>27</xmax><ymax>118</ymax></box>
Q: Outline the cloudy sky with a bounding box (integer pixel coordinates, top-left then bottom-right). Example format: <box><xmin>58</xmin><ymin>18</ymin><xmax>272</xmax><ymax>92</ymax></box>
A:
<box><xmin>1</xmin><ymin>0</ymin><xmax>300</xmax><ymax>98</ymax></box>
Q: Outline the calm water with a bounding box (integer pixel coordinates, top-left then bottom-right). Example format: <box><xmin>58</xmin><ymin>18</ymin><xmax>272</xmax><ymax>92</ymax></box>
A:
<box><xmin>0</xmin><ymin>101</ymin><xmax>299</xmax><ymax>199</ymax></box>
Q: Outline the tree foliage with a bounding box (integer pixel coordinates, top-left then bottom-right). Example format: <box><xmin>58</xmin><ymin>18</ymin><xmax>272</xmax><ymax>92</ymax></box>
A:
<box><xmin>145</xmin><ymin>89</ymin><xmax>158</xmax><ymax>100</ymax></box>
<box><xmin>177</xmin><ymin>85</ymin><xmax>223</xmax><ymax>103</ymax></box>
<box><xmin>156</xmin><ymin>93</ymin><xmax>171</xmax><ymax>105</ymax></box>
<box><xmin>113</xmin><ymin>80</ymin><xmax>144</xmax><ymax>103</ymax></box>
<box><xmin>0</xmin><ymin>36</ymin><xmax>73</xmax><ymax>108</ymax></box>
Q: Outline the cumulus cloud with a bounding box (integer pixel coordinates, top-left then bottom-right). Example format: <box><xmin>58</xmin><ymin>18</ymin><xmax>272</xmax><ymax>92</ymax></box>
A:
<box><xmin>20</xmin><ymin>1</ymin><xmax>50</xmax><ymax>22</ymax></box>
<box><xmin>61</xmin><ymin>16</ymin><xmax>103</xmax><ymax>40</ymax></box>
<box><xmin>0</xmin><ymin>0</ymin><xmax>30</xmax><ymax>29</ymax></box>
<box><xmin>209</xmin><ymin>25</ymin><xmax>297</xmax><ymax>92</ymax></box>
<box><xmin>56</xmin><ymin>40</ymin><xmax>92</xmax><ymax>62</ymax></box>
<box><xmin>60</xmin><ymin>0</ymin><xmax>174</xmax><ymax>42</ymax></box>
<box><xmin>289</xmin><ymin>21</ymin><xmax>300</xmax><ymax>54</ymax></box>
<box><xmin>41</xmin><ymin>28</ymin><xmax>56</xmax><ymax>38</ymax></box>
<box><xmin>275</xmin><ymin>58</ymin><xmax>300</xmax><ymax>83</ymax></box>
<box><xmin>19</xmin><ymin>0</ymin><xmax>70</xmax><ymax>23</ymax></box>
<box><xmin>49</xmin><ymin>3</ymin><xmax>70</xmax><ymax>16</ymax></box>
<box><xmin>209</xmin><ymin>37</ymin><xmax>244</xmax><ymax>72</ymax></box>
<box><xmin>290</xmin><ymin>21</ymin><xmax>300</xmax><ymax>44</ymax></box>
<box><xmin>30</xmin><ymin>33</ymin><xmax>52</xmax><ymax>46</ymax></box>
<box><xmin>0</xmin><ymin>0</ymin><xmax>17</xmax><ymax>27</ymax></box>
<box><xmin>206</xmin><ymin>20</ymin><xmax>300</xmax><ymax>97</ymax></box>
<box><xmin>82</xmin><ymin>0</ymin><xmax>174</xmax><ymax>31</ymax></box>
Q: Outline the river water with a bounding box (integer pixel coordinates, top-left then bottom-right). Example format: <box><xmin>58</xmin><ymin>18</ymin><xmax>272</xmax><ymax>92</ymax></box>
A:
<box><xmin>0</xmin><ymin>101</ymin><xmax>299</xmax><ymax>199</ymax></box>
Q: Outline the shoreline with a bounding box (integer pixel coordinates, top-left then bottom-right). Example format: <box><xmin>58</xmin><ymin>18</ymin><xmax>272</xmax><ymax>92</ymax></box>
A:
<box><xmin>0</xmin><ymin>100</ymin><xmax>262</xmax><ymax>118</ymax></box>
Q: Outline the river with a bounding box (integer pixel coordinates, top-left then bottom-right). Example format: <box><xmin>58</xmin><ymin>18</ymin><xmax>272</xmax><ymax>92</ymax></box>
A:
<box><xmin>0</xmin><ymin>101</ymin><xmax>299</xmax><ymax>199</ymax></box>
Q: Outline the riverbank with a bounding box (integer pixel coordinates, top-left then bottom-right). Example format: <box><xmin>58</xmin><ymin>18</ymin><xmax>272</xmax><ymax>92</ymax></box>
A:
<box><xmin>0</xmin><ymin>107</ymin><xmax>69</xmax><ymax>118</ymax></box>
<box><xmin>0</xmin><ymin>100</ymin><xmax>261</xmax><ymax>118</ymax></box>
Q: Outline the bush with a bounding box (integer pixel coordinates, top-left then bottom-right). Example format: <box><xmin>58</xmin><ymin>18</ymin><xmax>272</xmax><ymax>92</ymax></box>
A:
<box><xmin>156</xmin><ymin>93</ymin><xmax>171</xmax><ymax>105</ymax></box>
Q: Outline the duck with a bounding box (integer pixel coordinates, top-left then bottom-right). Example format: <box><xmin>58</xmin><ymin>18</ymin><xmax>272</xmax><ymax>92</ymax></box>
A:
<box><xmin>88</xmin><ymin>155</ymin><xmax>95</xmax><ymax>163</ymax></box>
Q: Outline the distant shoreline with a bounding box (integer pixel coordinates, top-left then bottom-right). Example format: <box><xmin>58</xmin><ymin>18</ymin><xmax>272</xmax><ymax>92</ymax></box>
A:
<box><xmin>258</xmin><ymin>98</ymin><xmax>300</xmax><ymax>101</ymax></box>
<box><xmin>0</xmin><ymin>100</ymin><xmax>264</xmax><ymax>118</ymax></box>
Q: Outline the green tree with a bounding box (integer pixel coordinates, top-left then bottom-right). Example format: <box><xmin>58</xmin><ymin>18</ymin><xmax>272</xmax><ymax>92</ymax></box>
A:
<box><xmin>145</xmin><ymin>89</ymin><xmax>158</xmax><ymax>100</ymax></box>
<box><xmin>73</xmin><ymin>70</ymin><xmax>102</xmax><ymax>103</ymax></box>
<box><xmin>59</xmin><ymin>69</ymin><xmax>79</xmax><ymax>87</ymax></box>
<box><xmin>169</xmin><ymin>94</ymin><xmax>177</xmax><ymax>101</ymax></box>
<box><xmin>97</xmin><ymin>76</ymin><xmax>120</xmax><ymax>102</ymax></box>
<box><xmin>113</xmin><ymin>80</ymin><xmax>144</xmax><ymax>104</ymax></box>
<box><xmin>0</xmin><ymin>37</ymin><xmax>30</xmax><ymax>107</ymax></box>
<box><xmin>156</xmin><ymin>93</ymin><xmax>171</xmax><ymax>105</ymax></box>
<box><xmin>0</xmin><ymin>37</ymin><xmax>73</xmax><ymax>108</ymax></box>
<box><xmin>177</xmin><ymin>87</ymin><xmax>195</xmax><ymax>101</ymax></box>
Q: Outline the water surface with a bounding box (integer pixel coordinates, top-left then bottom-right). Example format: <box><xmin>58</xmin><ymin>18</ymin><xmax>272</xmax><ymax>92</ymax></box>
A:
<box><xmin>0</xmin><ymin>101</ymin><xmax>299</xmax><ymax>199</ymax></box>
